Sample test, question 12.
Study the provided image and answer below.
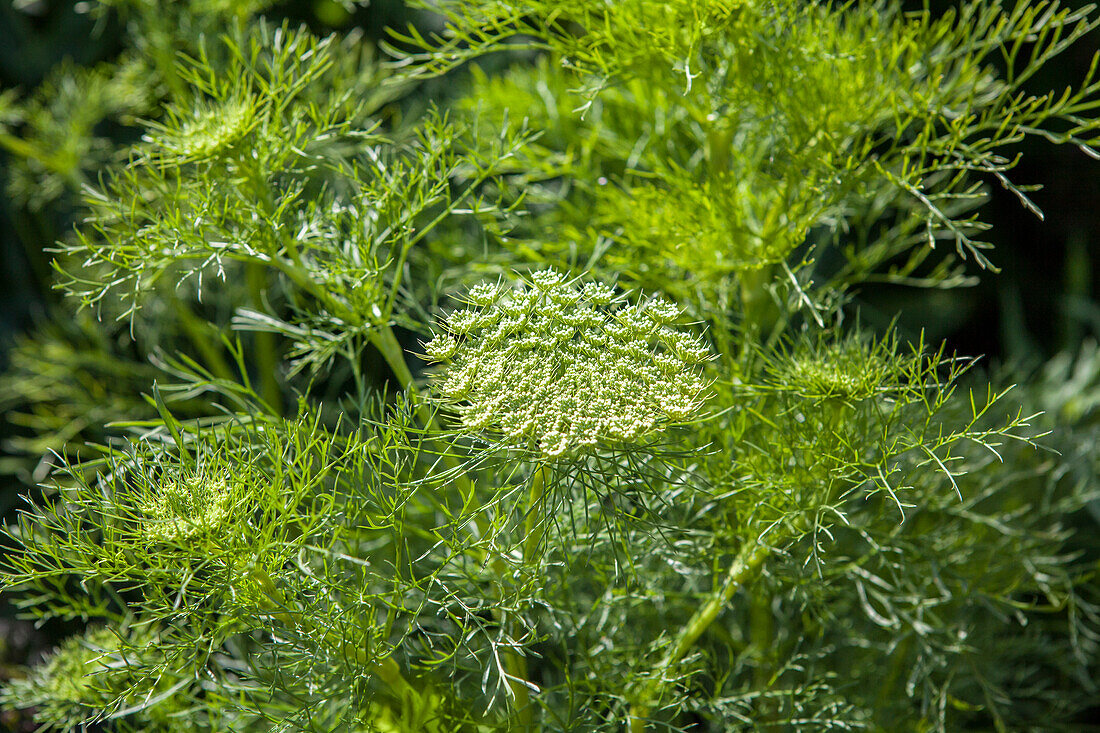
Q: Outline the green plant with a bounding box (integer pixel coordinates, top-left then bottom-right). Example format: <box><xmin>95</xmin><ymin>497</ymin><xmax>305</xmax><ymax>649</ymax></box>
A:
<box><xmin>2</xmin><ymin>0</ymin><xmax>1099</xmax><ymax>730</ymax></box>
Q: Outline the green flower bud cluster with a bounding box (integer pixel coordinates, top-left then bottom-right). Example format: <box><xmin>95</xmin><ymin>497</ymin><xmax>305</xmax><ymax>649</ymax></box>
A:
<box><xmin>767</xmin><ymin>337</ymin><xmax>896</xmax><ymax>404</ymax></box>
<box><xmin>142</xmin><ymin>473</ymin><xmax>234</xmax><ymax>542</ymax></box>
<box><xmin>0</xmin><ymin>627</ymin><xmax>153</xmax><ymax>726</ymax></box>
<box><xmin>146</xmin><ymin>96</ymin><xmax>256</xmax><ymax>165</ymax></box>
<box><xmin>424</xmin><ymin>270</ymin><xmax>710</xmax><ymax>458</ymax></box>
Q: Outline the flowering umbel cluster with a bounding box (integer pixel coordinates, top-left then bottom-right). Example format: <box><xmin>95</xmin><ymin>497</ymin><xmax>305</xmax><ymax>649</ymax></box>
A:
<box><xmin>423</xmin><ymin>270</ymin><xmax>710</xmax><ymax>457</ymax></box>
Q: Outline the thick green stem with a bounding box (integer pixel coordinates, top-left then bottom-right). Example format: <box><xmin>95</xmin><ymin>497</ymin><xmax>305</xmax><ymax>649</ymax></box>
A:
<box><xmin>628</xmin><ymin>540</ymin><xmax>772</xmax><ymax>732</ymax></box>
<box><xmin>502</xmin><ymin>463</ymin><xmax>549</xmax><ymax>728</ymax></box>
<box><xmin>706</xmin><ymin>117</ymin><xmax>779</xmax><ymax>359</ymax></box>
<box><xmin>749</xmin><ymin>586</ymin><xmax>777</xmax><ymax>722</ymax></box>
<box><xmin>369</xmin><ymin>324</ymin><xmax>480</xmax><ymax>522</ymax></box>
<box><xmin>246</xmin><ymin>263</ymin><xmax>283</xmax><ymax>414</ymax></box>
<box><xmin>138</xmin><ymin>6</ymin><xmax>186</xmax><ymax>100</ymax></box>
<box><xmin>874</xmin><ymin>633</ymin><xmax>912</xmax><ymax>720</ymax></box>
<box><xmin>370</xmin><ymin>325</ymin><xmax>417</xmax><ymax>394</ymax></box>
<box><xmin>740</xmin><ymin>265</ymin><xmax>778</xmax><ymax>346</ymax></box>
<box><xmin>375</xmin><ymin>655</ymin><xmax>420</xmax><ymax>702</ymax></box>
<box><xmin>176</xmin><ymin>302</ymin><xmax>236</xmax><ymax>383</ymax></box>
<box><xmin>504</xmin><ymin>645</ymin><xmax>534</xmax><ymax>729</ymax></box>
<box><xmin>0</xmin><ymin>131</ymin><xmax>84</xmax><ymax>188</ymax></box>
<box><xmin>522</xmin><ymin>465</ymin><xmax>548</xmax><ymax>562</ymax></box>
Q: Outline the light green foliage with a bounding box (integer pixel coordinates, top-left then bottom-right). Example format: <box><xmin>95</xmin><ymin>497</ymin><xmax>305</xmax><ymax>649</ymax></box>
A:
<box><xmin>1</xmin><ymin>1</ymin><xmax>1099</xmax><ymax>731</ymax></box>
<box><xmin>434</xmin><ymin>0</ymin><xmax>1099</xmax><ymax>313</ymax></box>
<box><xmin>0</xmin><ymin>54</ymin><xmax>154</xmax><ymax>208</ymax></box>
<box><xmin>59</xmin><ymin>23</ymin><xmax>391</xmax><ymax>322</ymax></box>
<box><xmin>52</xmin><ymin>19</ymin><xmax>527</xmax><ymax>398</ymax></box>
<box><xmin>0</xmin><ymin>314</ymin><xmax>158</xmax><ymax>470</ymax></box>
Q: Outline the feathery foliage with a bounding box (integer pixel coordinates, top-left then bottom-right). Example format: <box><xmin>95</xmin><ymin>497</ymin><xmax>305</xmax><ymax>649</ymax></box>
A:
<box><xmin>2</xmin><ymin>0</ymin><xmax>1099</xmax><ymax>731</ymax></box>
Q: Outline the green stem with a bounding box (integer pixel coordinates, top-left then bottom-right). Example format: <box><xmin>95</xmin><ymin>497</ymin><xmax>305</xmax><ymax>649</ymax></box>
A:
<box><xmin>706</xmin><ymin>121</ymin><xmax>734</xmax><ymax>177</ymax></box>
<box><xmin>749</xmin><ymin>586</ymin><xmax>777</xmax><ymax>722</ymax></box>
<box><xmin>705</xmin><ymin>117</ymin><xmax>779</xmax><ymax>361</ymax></box>
<box><xmin>874</xmin><ymin>634</ymin><xmax>912</xmax><ymax>718</ymax></box>
<box><xmin>138</xmin><ymin>6</ymin><xmax>185</xmax><ymax>100</ymax></box>
<box><xmin>504</xmin><ymin>644</ymin><xmax>534</xmax><ymax>729</ymax></box>
<box><xmin>0</xmin><ymin>131</ymin><xmax>83</xmax><ymax>187</ymax></box>
<box><xmin>251</xmin><ymin>226</ymin><xmax>479</xmax><ymax>502</ymax></box>
<box><xmin>522</xmin><ymin>465</ymin><xmax>548</xmax><ymax>561</ymax></box>
<box><xmin>246</xmin><ymin>263</ymin><xmax>283</xmax><ymax>414</ymax></box>
<box><xmin>176</xmin><ymin>302</ymin><xmax>236</xmax><ymax>383</ymax></box>
<box><xmin>502</xmin><ymin>463</ymin><xmax>549</xmax><ymax>728</ymax></box>
<box><xmin>369</xmin><ymin>324</ymin><xmax>479</xmax><ymax>518</ymax></box>
<box><xmin>740</xmin><ymin>266</ymin><xmax>778</xmax><ymax>347</ymax></box>
<box><xmin>370</xmin><ymin>325</ymin><xmax>417</xmax><ymax>394</ymax></box>
<box><xmin>628</xmin><ymin>539</ymin><xmax>772</xmax><ymax>732</ymax></box>
<box><xmin>375</xmin><ymin>655</ymin><xmax>419</xmax><ymax>701</ymax></box>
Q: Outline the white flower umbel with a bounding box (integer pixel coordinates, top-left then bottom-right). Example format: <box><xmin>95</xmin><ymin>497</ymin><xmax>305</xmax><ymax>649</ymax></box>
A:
<box><xmin>424</xmin><ymin>270</ymin><xmax>710</xmax><ymax>458</ymax></box>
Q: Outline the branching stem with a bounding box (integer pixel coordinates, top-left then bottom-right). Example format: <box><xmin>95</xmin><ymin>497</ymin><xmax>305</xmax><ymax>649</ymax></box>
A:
<box><xmin>628</xmin><ymin>539</ymin><xmax>772</xmax><ymax>732</ymax></box>
<box><xmin>175</xmin><ymin>302</ymin><xmax>236</xmax><ymax>383</ymax></box>
<box><xmin>740</xmin><ymin>265</ymin><xmax>778</xmax><ymax>350</ymax></box>
<box><xmin>370</xmin><ymin>324</ymin><xmax>479</xmax><ymax>517</ymax></box>
<box><xmin>251</xmin><ymin>567</ymin><xmax>418</xmax><ymax>701</ymax></box>
<box><xmin>369</xmin><ymin>325</ymin><xmax>417</xmax><ymax>393</ymax></box>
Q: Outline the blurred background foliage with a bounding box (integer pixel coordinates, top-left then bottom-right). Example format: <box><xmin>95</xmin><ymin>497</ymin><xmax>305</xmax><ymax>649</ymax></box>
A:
<box><xmin>866</xmin><ymin>0</ymin><xmax>1100</xmax><ymax>361</ymax></box>
<box><xmin>0</xmin><ymin>0</ymin><xmax>1099</xmax><ymax>729</ymax></box>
